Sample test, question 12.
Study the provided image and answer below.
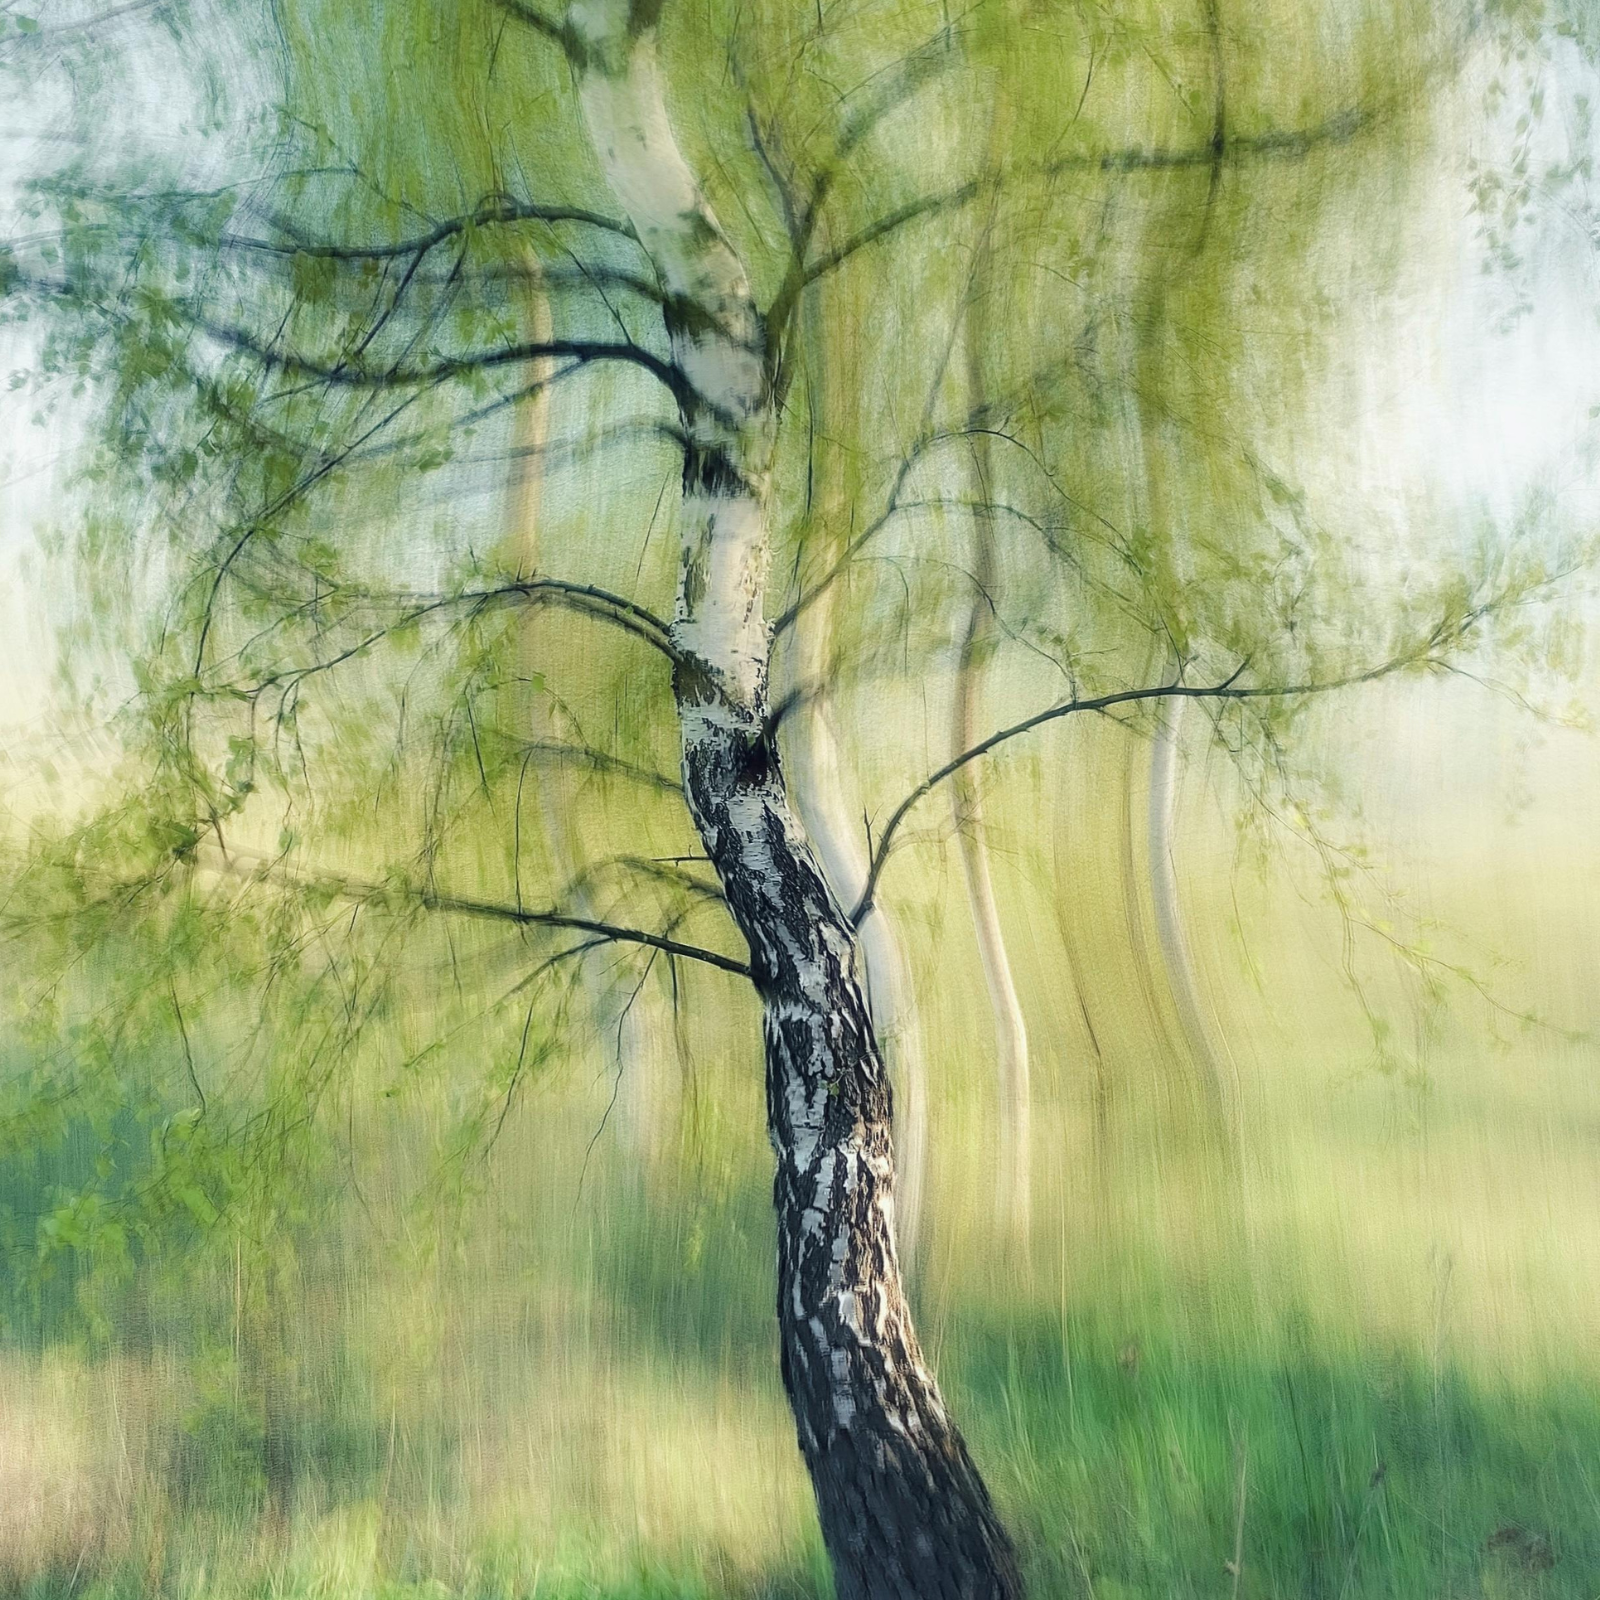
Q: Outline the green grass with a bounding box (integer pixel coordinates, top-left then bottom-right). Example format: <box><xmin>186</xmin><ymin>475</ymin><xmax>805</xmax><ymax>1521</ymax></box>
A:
<box><xmin>6</xmin><ymin>1304</ymin><xmax>1599</xmax><ymax>1600</ymax></box>
<box><xmin>958</xmin><ymin>1310</ymin><xmax>1600</xmax><ymax>1598</ymax></box>
<box><xmin>7</xmin><ymin>1025</ymin><xmax>1600</xmax><ymax>1600</ymax></box>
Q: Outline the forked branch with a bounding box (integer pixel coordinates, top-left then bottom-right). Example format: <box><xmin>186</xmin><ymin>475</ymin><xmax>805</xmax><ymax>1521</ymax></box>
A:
<box><xmin>848</xmin><ymin>614</ymin><xmax>1532</xmax><ymax>925</ymax></box>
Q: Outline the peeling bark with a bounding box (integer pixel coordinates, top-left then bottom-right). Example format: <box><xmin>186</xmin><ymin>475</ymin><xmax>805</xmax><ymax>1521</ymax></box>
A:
<box><xmin>568</xmin><ymin>4</ymin><xmax>1023</xmax><ymax>1592</ymax></box>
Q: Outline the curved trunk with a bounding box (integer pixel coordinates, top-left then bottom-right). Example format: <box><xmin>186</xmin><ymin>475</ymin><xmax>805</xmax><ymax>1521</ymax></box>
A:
<box><xmin>951</xmin><ymin>557</ymin><xmax>1031</xmax><ymax>1242</ymax></box>
<box><xmin>569</xmin><ymin>6</ymin><xmax>1023</xmax><ymax>1593</ymax></box>
<box><xmin>1126</xmin><ymin>7</ymin><xmax>1232</xmax><ymax>1145</ymax></box>
<box><xmin>685</xmin><ymin>692</ymin><xmax>1021</xmax><ymax>1599</ymax></box>
<box><xmin>784</xmin><ymin>679</ymin><xmax>929</xmax><ymax>1261</ymax></box>
<box><xmin>954</xmin><ymin>211</ymin><xmax>1030</xmax><ymax>1242</ymax></box>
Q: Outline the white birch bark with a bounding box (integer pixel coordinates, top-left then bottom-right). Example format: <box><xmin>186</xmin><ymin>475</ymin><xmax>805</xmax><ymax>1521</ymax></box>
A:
<box><xmin>950</xmin><ymin>555</ymin><xmax>1032</xmax><ymax>1242</ymax></box>
<box><xmin>781</xmin><ymin>548</ymin><xmax>928</xmax><ymax>1261</ymax></box>
<box><xmin>566</xmin><ymin>5</ymin><xmax>1023</xmax><ymax>1591</ymax></box>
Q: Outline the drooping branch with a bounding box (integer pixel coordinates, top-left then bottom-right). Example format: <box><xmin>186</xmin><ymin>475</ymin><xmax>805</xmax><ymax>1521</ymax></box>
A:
<box><xmin>794</xmin><ymin>107</ymin><xmax>1376</xmax><ymax>297</ymax></box>
<box><xmin>770</xmin><ymin>334</ymin><xmax>1141</xmax><ymax>643</ymax></box>
<box><xmin>196</xmin><ymin>315</ymin><xmax>683</xmax><ymax>399</ymax></box>
<box><xmin>190</xmin><ymin>386</ymin><xmax>442</xmax><ymax>676</ymax></box>
<box><xmin>220</xmin><ymin>195</ymin><xmax>635</xmax><ymax>260</ymax></box>
<box><xmin>772</xmin><ymin>300</ymin><xmax>972</xmax><ymax>639</ymax></box>
<box><xmin>512</xmin><ymin>740</ymin><xmax>682</xmax><ymax>797</ymax></box>
<box><xmin>221</xmin><ymin>575</ymin><xmax>679</xmax><ymax>696</ymax></box>
<box><xmin>271</xmin><ymin>379</ymin><xmax>681</xmax><ymax>477</ymax></box>
<box><xmin>758</xmin><ymin>27</ymin><xmax>960</xmax><ymax>392</ymax></box>
<box><xmin>353</xmin><ymin>577</ymin><xmax>677</xmax><ymax>659</ymax></box>
<box><xmin>557</xmin><ymin>852</ymin><xmax>725</xmax><ymax>907</ymax></box>
<box><xmin>403</xmin><ymin>886</ymin><xmax>749</xmax><ymax>976</ymax></box>
<box><xmin>208</xmin><ymin>849</ymin><xmax>751</xmax><ymax>977</ymax></box>
<box><xmin>849</xmin><ymin>589</ymin><xmax>1555</xmax><ymax>925</ymax></box>
<box><xmin>6</xmin><ymin>205</ymin><xmax>645</xmax><ymax>318</ymax></box>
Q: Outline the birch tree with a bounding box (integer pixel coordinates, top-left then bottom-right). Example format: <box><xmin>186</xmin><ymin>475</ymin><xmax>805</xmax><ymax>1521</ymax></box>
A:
<box><xmin>3</xmin><ymin>0</ymin><xmax>1594</xmax><ymax>1594</ymax></box>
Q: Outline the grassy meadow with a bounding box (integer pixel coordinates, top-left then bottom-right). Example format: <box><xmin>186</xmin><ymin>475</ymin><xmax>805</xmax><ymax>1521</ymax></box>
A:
<box><xmin>4</xmin><ymin>681</ymin><xmax>1600</xmax><ymax>1600</ymax></box>
<box><xmin>1</xmin><ymin>2</ymin><xmax>1598</xmax><ymax>1595</ymax></box>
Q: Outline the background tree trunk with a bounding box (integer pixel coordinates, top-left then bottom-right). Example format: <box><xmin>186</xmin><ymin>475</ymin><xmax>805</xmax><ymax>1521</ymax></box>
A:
<box><xmin>503</xmin><ymin>255</ymin><xmax>660</xmax><ymax>1159</ymax></box>
<box><xmin>780</xmin><ymin>310</ymin><xmax>928</xmax><ymax>1261</ymax></box>
<box><xmin>950</xmin><ymin>521</ymin><xmax>1032</xmax><ymax>1243</ymax></box>
<box><xmin>570</xmin><ymin>4</ymin><xmax>1024</xmax><ymax>1591</ymax></box>
<box><xmin>953</xmin><ymin>142</ymin><xmax>1031</xmax><ymax>1244</ymax></box>
<box><xmin>1146</xmin><ymin>701</ymin><xmax>1232</xmax><ymax>1130</ymax></box>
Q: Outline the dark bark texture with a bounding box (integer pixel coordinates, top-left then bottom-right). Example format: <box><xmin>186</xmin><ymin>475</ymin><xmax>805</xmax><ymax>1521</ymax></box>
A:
<box><xmin>677</xmin><ymin>690</ymin><xmax>1026</xmax><ymax>1600</ymax></box>
<box><xmin>565</xmin><ymin>4</ymin><xmax>1027</xmax><ymax>1585</ymax></box>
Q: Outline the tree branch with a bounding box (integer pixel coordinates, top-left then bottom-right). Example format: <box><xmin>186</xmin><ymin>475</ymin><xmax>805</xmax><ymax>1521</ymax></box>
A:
<box><xmin>409</xmin><ymin>887</ymin><xmax>749</xmax><ymax>976</ymax></box>
<box><xmin>847</xmin><ymin>610</ymin><xmax>1525</xmax><ymax>925</ymax></box>
<box><xmin>760</xmin><ymin>27</ymin><xmax>960</xmax><ymax>387</ymax></box>
<box><xmin>772</xmin><ymin>352</ymin><xmax>1053</xmax><ymax>640</ymax></box>
<box><xmin>196</xmin><ymin>315</ymin><xmax>683</xmax><ymax>399</ymax></box>
<box><xmin>220</xmin><ymin>196</ymin><xmax>634</xmax><ymax>261</ymax></box>
<box><xmin>513</xmin><ymin>740</ymin><xmax>683</xmax><ymax>796</ymax></box>
<box><xmin>225</xmin><ymin>576</ymin><xmax>679</xmax><ymax>695</ymax></box>
<box><xmin>365</xmin><ymin>576</ymin><xmax>677</xmax><ymax>656</ymax></box>
<box><xmin>486</xmin><ymin>0</ymin><xmax>571</xmax><ymax>50</ymax></box>
<box><xmin>795</xmin><ymin>108</ymin><xmax>1374</xmax><ymax>296</ymax></box>
<box><xmin>210</xmin><ymin>848</ymin><xmax>751</xmax><ymax>977</ymax></box>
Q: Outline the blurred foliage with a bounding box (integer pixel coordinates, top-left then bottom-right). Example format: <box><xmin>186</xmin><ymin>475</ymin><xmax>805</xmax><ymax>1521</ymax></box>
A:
<box><xmin>1</xmin><ymin>0</ymin><xmax>1599</xmax><ymax>1593</ymax></box>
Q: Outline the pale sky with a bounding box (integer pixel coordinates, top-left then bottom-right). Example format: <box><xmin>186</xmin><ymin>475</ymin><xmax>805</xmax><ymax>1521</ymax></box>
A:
<box><xmin>2</xmin><ymin>17</ymin><xmax>1598</xmax><ymax>822</ymax></box>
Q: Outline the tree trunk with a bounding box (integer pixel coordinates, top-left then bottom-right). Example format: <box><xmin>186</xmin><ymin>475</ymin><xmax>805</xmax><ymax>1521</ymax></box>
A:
<box><xmin>691</xmin><ymin>735</ymin><xmax>1023</xmax><ymax>1599</ymax></box>
<box><xmin>783</xmin><ymin>667</ymin><xmax>930</xmax><ymax>1262</ymax></box>
<box><xmin>953</xmin><ymin>225</ymin><xmax>1030</xmax><ymax>1243</ymax></box>
<box><xmin>570</xmin><ymin>5</ymin><xmax>1023</xmax><ymax>1593</ymax></box>
<box><xmin>779</xmin><ymin>307</ymin><xmax>927</xmax><ymax>1261</ymax></box>
<box><xmin>951</xmin><ymin>542</ymin><xmax>1032</xmax><ymax>1243</ymax></box>
<box><xmin>1146</xmin><ymin>701</ymin><xmax>1229</xmax><ymax>1122</ymax></box>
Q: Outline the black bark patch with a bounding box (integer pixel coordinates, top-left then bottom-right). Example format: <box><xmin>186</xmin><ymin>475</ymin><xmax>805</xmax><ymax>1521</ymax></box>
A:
<box><xmin>677</xmin><ymin>682</ymin><xmax>1024</xmax><ymax>1597</ymax></box>
<box><xmin>628</xmin><ymin>0</ymin><xmax>664</xmax><ymax>35</ymax></box>
<box><xmin>683</xmin><ymin>441</ymin><xmax>749</xmax><ymax>500</ymax></box>
<box><xmin>671</xmin><ymin>653</ymin><xmax>719</xmax><ymax>707</ymax></box>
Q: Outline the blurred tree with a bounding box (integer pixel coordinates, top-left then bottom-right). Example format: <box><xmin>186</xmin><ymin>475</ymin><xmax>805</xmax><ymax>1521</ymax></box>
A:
<box><xmin>2</xmin><ymin>0</ymin><xmax>1594</xmax><ymax>1593</ymax></box>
